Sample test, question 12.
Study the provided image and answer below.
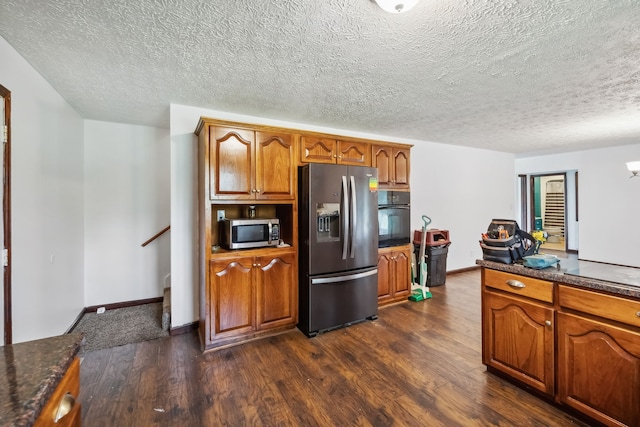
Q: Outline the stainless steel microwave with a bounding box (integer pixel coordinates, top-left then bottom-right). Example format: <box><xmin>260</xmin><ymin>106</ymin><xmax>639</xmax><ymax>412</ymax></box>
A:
<box><xmin>221</xmin><ymin>218</ymin><xmax>280</xmax><ymax>249</ymax></box>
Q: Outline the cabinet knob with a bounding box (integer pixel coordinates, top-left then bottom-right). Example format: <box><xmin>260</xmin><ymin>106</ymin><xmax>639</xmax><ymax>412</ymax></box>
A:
<box><xmin>333</xmin><ymin>155</ymin><xmax>338</xmax><ymax>158</ymax></box>
<box><xmin>545</xmin><ymin>320</ymin><xmax>552</xmax><ymax>327</ymax></box>
<box><xmin>636</xmin><ymin>311</ymin><xmax>640</xmax><ymax>318</ymax></box>
<box><xmin>256</xmin><ymin>189</ymin><xmax>260</xmax><ymax>193</ymax></box>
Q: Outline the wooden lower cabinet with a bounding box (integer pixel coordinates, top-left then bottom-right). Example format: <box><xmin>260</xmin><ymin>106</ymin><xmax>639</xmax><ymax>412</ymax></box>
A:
<box><xmin>34</xmin><ymin>357</ymin><xmax>81</xmax><ymax>427</ymax></box>
<box><xmin>207</xmin><ymin>251</ymin><xmax>297</xmax><ymax>348</ymax></box>
<box><xmin>482</xmin><ymin>290</ymin><xmax>555</xmax><ymax>396</ymax></box>
<box><xmin>377</xmin><ymin>245</ymin><xmax>411</xmax><ymax>305</ymax></box>
<box><xmin>557</xmin><ymin>284</ymin><xmax>640</xmax><ymax>427</ymax></box>
<box><xmin>557</xmin><ymin>312</ymin><xmax>640</xmax><ymax>427</ymax></box>
<box><xmin>256</xmin><ymin>252</ymin><xmax>297</xmax><ymax>329</ymax></box>
<box><xmin>482</xmin><ymin>268</ymin><xmax>640</xmax><ymax>427</ymax></box>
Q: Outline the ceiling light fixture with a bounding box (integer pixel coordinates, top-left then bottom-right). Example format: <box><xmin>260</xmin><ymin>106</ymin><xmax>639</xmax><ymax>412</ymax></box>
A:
<box><xmin>626</xmin><ymin>161</ymin><xmax>640</xmax><ymax>178</ymax></box>
<box><xmin>373</xmin><ymin>0</ymin><xmax>419</xmax><ymax>13</ymax></box>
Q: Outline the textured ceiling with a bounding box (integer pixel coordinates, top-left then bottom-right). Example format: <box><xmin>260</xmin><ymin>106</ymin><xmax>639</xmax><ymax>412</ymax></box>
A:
<box><xmin>1</xmin><ymin>0</ymin><xmax>639</xmax><ymax>155</ymax></box>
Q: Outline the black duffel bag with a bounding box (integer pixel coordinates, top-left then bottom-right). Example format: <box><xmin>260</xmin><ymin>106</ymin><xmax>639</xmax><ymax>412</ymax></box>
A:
<box><xmin>480</xmin><ymin>219</ymin><xmax>540</xmax><ymax>264</ymax></box>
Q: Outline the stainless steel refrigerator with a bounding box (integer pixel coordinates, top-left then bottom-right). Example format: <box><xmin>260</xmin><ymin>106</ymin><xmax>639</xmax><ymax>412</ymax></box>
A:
<box><xmin>298</xmin><ymin>163</ymin><xmax>379</xmax><ymax>337</ymax></box>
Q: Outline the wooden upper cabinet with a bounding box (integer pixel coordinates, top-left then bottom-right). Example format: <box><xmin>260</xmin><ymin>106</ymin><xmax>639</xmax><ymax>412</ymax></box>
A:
<box><xmin>372</xmin><ymin>144</ymin><xmax>410</xmax><ymax>189</ymax></box>
<box><xmin>210</xmin><ymin>127</ymin><xmax>255</xmax><ymax>200</ymax></box>
<box><xmin>209</xmin><ymin>126</ymin><xmax>295</xmax><ymax>200</ymax></box>
<box><xmin>300</xmin><ymin>136</ymin><xmax>371</xmax><ymax>166</ymax></box>
<box><xmin>300</xmin><ymin>136</ymin><xmax>337</xmax><ymax>164</ymax></box>
<box><xmin>336</xmin><ymin>140</ymin><xmax>370</xmax><ymax>166</ymax></box>
<box><xmin>255</xmin><ymin>131</ymin><xmax>295</xmax><ymax>200</ymax></box>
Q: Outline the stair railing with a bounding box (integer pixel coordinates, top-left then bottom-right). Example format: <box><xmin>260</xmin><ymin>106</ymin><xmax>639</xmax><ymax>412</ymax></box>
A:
<box><xmin>141</xmin><ymin>225</ymin><xmax>170</xmax><ymax>247</ymax></box>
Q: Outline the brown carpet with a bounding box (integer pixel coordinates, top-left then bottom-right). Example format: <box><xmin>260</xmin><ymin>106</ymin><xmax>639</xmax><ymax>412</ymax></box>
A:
<box><xmin>70</xmin><ymin>303</ymin><xmax>169</xmax><ymax>353</ymax></box>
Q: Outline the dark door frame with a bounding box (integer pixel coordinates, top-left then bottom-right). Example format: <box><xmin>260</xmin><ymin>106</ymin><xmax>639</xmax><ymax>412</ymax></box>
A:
<box><xmin>1</xmin><ymin>84</ymin><xmax>12</xmax><ymax>344</ymax></box>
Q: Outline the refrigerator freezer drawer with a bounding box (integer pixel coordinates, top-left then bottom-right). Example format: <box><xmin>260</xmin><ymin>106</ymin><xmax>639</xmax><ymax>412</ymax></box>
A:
<box><xmin>299</xmin><ymin>268</ymin><xmax>378</xmax><ymax>337</ymax></box>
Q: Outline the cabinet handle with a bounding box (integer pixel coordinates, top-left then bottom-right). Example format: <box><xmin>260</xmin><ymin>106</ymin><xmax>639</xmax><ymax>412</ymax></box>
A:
<box><xmin>54</xmin><ymin>392</ymin><xmax>76</xmax><ymax>422</ymax></box>
<box><xmin>506</xmin><ymin>279</ymin><xmax>525</xmax><ymax>289</ymax></box>
<box><xmin>545</xmin><ymin>320</ymin><xmax>552</xmax><ymax>327</ymax></box>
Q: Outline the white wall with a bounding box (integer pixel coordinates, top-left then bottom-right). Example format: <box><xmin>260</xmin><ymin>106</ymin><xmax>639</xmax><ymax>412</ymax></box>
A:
<box><xmin>410</xmin><ymin>143</ymin><xmax>516</xmax><ymax>270</ymax></box>
<box><xmin>516</xmin><ymin>143</ymin><xmax>640</xmax><ymax>267</ymax></box>
<box><xmin>84</xmin><ymin>120</ymin><xmax>170</xmax><ymax>306</ymax></box>
<box><xmin>169</xmin><ymin>104</ymin><xmax>517</xmax><ymax>326</ymax></box>
<box><xmin>0</xmin><ymin>36</ymin><xmax>85</xmax><ymax>343</ymax></box>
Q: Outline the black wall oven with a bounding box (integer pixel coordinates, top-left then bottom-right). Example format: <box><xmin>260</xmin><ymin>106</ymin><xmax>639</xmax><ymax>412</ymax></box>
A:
<box><xmin>377</xmin><ymin>191</ymin><xmax>411</xmax><ymax>248</ymax></box>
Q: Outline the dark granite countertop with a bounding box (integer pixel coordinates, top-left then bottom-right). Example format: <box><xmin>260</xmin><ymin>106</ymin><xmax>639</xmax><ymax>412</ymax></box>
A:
<box><xmin>477</xmin><ymin>258</ymin><xmax>640</xmax><ymax>299</ymax></box>
<box><xmin>0</xmin><ymin>333</ymin><xmax>83</xmax><ymax>427</ymax></box>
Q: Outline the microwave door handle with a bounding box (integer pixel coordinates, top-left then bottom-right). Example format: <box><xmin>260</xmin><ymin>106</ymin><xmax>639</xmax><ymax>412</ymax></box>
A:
<box><xmin>349</xmin><ymin>175</ymin><xmax>357</xmax><ymax>259</ymax></box>
<box><xmin>342</xmin><ymin>175</ymin><xmax>349</xmax><ymax>260</ymax></box>
<box><xmin>268</xmin><ymin>221</ymin><xmax>273</xmax><ymax>244</ymax></box>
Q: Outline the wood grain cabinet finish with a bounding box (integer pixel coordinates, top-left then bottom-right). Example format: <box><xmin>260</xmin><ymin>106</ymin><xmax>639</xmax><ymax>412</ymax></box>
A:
<box><xmin>207</xmin><ymin>251</ymin><xmax>297</xmax><ymax>346</ymax></box>
<box><xmin>208</xmin><ymin>257</ymin><xmax>254</xmax><ymax>341</ymax></box>
<box><xmin>256</xmin><ymin>252</ymin><xmax>297</xmax><ymax>330</ymax></box>
<box><xmin>558</xmin><ymin>286</ymin><xmax>640</xmax><ymax>427</ymax></box>
<box><xmin>209</xmin><ymin>126</ymin><xmax>295</xmax><ymax>200</ymax></box>
<box><xmin>300</xmin><ymin>135</ymin><xmax>371</xmax><ymax>166</ymax></box>
<box><xmin>34</xmin><ymin>357</ymin><xmax>81</xmax><ymax>427</ymax></box>
<box><xmin>482</xmin><ymin>269</ymin><xmax>555</xmax><ymax>396</ymax></box>
<box><xmin>372</xmin><ymin>144</ymin><xmax>410</xmax><ymax>189</ymax></box>
<box><xmin>377</xmin><ymin>245</ymin><xmax>411</xmax><ymax>306</ymax></box>
<box><xmin>482</xmin><ymin>268</ymin><xmax>640</xmax><ymax>427</ymax></box>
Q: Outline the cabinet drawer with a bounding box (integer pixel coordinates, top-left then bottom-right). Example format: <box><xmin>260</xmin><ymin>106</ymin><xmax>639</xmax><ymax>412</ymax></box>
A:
<box><xmin>34</xmin><ymin>357</ymin><xmax>81</xmax><ymax>427</ymax></box>
<box><xmin>559</xmin><ymin>285</ymin><xmax>640</xmax><ymax>329</ymax></box>
<box><xmin>483</xmin><ymin>269</ymin><xmax>553</xmax><ymax>303</ymax></box>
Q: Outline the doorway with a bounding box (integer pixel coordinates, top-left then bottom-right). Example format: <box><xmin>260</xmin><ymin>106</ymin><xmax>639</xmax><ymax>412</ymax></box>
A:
<box><xmin>522</xmin><ymin>170</ymin><xmax>578</xmax><ymax>254</ymax></box>
<box><xmin>530</xmin><ymin>173</ymin><xmax>567</xmax><ymax>252</ymax></box>
<box><xmin>1</xmin><ymin>84</ymin><xmax>11</xmax><ymax>344</ymax></box>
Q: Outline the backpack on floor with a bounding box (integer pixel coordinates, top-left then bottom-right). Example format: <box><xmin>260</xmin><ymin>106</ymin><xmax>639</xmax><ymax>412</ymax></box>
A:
<box><xmin>479</xmin><ymin>219</ymin><xmax>540</xmax><ymax>264</ymax></box>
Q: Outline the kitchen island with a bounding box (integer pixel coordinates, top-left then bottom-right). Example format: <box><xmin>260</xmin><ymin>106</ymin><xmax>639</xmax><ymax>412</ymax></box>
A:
<box><xmin>0</xmin><ymin>333</ymin><xmax>83</xmax><ymax>426</ymax></box>
<box><xmin>478</xmin><ymin>258</ymin><xmax>640</xmax><ymax>427</ymax></box>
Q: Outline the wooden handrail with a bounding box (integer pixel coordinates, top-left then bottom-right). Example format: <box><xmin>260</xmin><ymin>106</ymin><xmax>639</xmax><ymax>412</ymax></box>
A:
<box><xmin>141</xmin><ymin>225</ymin><xmax>170</xmax><ymax>247</ymax></box>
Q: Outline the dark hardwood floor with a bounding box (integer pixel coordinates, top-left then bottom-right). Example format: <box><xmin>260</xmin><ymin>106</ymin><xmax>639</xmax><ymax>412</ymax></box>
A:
<box><xmin>79</xmin><ymin>270</ymin><xmax>588</xmax><ymax>426</ymax></box>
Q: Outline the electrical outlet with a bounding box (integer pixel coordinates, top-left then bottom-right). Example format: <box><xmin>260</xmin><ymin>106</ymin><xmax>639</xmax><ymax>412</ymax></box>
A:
<box><xmin>217</xmin><ymin>210</ymin><xmax>225</xmax><ymax>221</ymax></box>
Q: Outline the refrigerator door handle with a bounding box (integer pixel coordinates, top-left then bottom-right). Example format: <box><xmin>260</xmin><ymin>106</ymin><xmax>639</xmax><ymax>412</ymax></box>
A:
<box><xmin>342</xmin><ymin>175</ymin><xmax>349</xmax><ymax>260</ymax></box>
<box><xmin>349</xmin><ymin>175</ymin><xmax>357</xmax><ymax>259</ymax></box>
<box><xmin>310</xmin><ymin>268</ymin><xmax>378</xmax><ymax>284</ymax></box>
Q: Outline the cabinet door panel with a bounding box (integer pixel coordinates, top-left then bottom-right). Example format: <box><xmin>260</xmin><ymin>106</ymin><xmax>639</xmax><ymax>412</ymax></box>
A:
<box><xmin>210</xmin><ymin>258</ymin><xmax>254</xmax><ymax>340</ymax></box>
<box><xmin>558</xmin><ymin>312</ymin><xmax>640</xmax><ymax>427</ymax></box>
<box><xmin>483</xmin><ymin>291</ymin><xmax>554</xmax><ymax>395</ymax></box>
<box><xmin>300</xmin><ymin>136</ymin><xmax>336</xmax><ymax>164</ymax></box>
<box><xmin>394</xmin><ymin>249</ymin><xmax>411</xmax><ymax>296</ymax></box>
<box><xmin>377</xmin><ymin>252</ymin><xmax>393</xmax><ymax>302</ymax></box>
<box><xmin>255</xmin><ymin>132</ymin><xmax>295</xmax><ymax>200</ymax></box>
<box><xmin>372</xmin><ymin>145</ymin><xmax>392</xmax><ymax>186</ymax></box>
<box><xmin>392</xmin><ymin>148</ymin><xmax>410</xmax><ymax>188</ymax></box>
<box><xmin>210</xmin><ymin>127</ymin><xmax>254</xmax><ymax>199</ymax></box>
<box><xmin>256</xmin><ymin>252</ymin><xmax>296</xmax><ymax>329</ymax></box>
<box><xmin>338</xmin><ymin>140</ymin><xmax>370</xmax><ymax>166</ymax></box>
